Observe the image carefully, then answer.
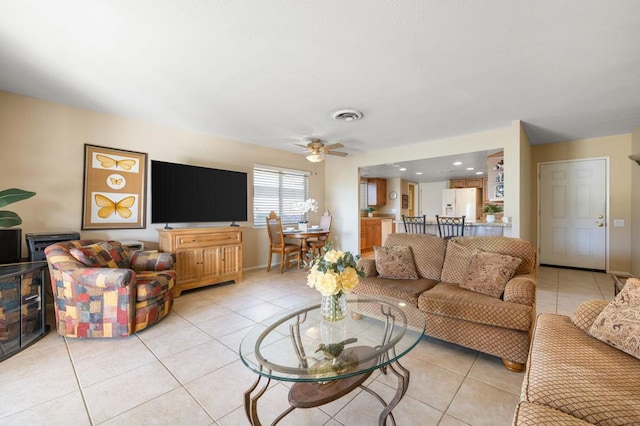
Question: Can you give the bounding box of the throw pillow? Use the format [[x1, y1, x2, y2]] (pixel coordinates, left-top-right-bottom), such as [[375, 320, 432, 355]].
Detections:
[[374, 245, 419, 280], [70, 241, 131, 269], [459, 251, 522, 298], [589, 278, 640, 360], [440, 241, 478, 283]]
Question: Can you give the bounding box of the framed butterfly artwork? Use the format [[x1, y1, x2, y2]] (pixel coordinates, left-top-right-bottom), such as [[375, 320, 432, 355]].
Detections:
[[82, 144, 148, 229]]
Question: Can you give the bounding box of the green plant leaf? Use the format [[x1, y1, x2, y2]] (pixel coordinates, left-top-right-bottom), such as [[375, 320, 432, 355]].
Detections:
[[0, 188, 36, 208], [0, 211, 22, 227]]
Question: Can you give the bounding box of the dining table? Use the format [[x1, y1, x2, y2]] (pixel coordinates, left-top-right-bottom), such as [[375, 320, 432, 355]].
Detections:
[[282, 227, 330, 259]]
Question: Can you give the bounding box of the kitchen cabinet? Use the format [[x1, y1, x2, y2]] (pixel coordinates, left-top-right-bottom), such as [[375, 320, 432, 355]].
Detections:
[[450, 178, 483, 189], [157, 227, 242, 297], [449, 179, 467, 189], [464, 178, 483, 188], [360, 218, 382, 252], [367, 178, 387, 206]]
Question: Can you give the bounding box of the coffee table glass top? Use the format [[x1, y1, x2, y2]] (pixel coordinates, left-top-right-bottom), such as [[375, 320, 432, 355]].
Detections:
[[239, 294, 425, 382]]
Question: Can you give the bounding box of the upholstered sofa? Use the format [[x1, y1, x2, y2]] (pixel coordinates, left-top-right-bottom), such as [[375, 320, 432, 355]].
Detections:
[[355, 233, 537, 370], [513, 298, 640, 424], [45, 240, 176, 338]]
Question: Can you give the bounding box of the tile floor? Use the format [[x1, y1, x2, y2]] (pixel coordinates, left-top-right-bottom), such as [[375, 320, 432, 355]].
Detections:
[[0, 266, 614, 425]]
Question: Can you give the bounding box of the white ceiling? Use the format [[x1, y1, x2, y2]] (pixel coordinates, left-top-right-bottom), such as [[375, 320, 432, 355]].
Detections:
[[1, 1, 639, 157], [360, 149, 501, 183]]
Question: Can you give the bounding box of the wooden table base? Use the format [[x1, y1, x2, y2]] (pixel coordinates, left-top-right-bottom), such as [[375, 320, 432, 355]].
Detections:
[[244, 358, 410, 426]]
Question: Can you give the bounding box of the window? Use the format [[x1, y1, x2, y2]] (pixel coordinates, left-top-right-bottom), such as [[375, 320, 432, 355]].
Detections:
[[253, 165, 310, 226]]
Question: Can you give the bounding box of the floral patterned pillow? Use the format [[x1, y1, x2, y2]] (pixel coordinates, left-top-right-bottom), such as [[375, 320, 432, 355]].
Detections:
[[459, 251, 522, 298], [70, 241, 131, 269], [374, 245, 419, 280], [589, 278, 640, 360]]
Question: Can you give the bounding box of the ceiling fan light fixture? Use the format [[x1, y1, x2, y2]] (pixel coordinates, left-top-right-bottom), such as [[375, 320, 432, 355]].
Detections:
[[306, 153, 325, 163], [332, 109, 364, 122]]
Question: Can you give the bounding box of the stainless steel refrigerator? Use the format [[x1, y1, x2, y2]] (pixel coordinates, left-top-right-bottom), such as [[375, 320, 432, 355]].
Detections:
[[442, 188, 481, 222]]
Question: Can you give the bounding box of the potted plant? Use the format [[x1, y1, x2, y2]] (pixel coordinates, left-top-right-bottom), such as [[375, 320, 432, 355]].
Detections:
[[481, 203, 503, 223], [366, 207, 375, 217], [0, 188, 36, 227]]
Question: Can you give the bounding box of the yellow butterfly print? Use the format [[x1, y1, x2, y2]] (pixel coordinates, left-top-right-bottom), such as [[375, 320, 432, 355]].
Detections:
[[96, 154, 137, 171], [110, 177, 123, 186], [94, 194, 135, 219]]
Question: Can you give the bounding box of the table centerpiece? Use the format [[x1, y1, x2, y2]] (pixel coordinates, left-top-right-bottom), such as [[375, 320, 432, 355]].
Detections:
[[306, 242, 364, 321]]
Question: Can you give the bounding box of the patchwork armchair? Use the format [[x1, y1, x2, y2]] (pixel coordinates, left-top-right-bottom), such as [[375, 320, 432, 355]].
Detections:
[[45, 240, 176, 338]]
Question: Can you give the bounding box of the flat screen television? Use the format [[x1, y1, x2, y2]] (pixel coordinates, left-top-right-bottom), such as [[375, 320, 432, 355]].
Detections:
[[151, 160, 248, 226]]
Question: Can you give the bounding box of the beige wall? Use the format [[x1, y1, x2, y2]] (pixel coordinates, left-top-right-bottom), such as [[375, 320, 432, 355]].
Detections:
[[631, 126, 640, 276], [531, 134, 632, 274], [0, 91, 325, 267], [326, 124, 525, 253]]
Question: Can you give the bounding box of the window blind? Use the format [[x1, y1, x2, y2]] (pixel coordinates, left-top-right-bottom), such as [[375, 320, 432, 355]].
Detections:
[[253, 166, 309, 225]]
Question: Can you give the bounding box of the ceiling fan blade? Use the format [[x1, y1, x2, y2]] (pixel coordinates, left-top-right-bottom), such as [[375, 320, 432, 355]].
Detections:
[[324, 143, 344, 150], [295, 143, 311, 149], [327, 151, 348, 157]]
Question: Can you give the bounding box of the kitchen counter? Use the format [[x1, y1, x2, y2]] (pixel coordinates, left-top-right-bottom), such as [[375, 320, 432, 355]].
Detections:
[[393, 219, 512, 237]]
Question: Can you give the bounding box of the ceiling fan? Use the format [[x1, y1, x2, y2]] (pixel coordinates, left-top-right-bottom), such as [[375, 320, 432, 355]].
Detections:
[[297, 138, 348, 162]]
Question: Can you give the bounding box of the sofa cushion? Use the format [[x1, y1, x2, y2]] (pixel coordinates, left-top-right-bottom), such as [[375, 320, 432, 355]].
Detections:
[[513, 402, 593, 425], [374, 245, 418, 280], [440, 241, 478, 283], [418, 283, 532, 331], [70, 241, 131, 269], [572, 300, 609, 332], [384, 233, 447, 280], [448, 236, 536, 275], [355, 276, 438, 307], [460, 251, 522, 298], [521, 313, 640, 424], [589, 278, 640, 359]]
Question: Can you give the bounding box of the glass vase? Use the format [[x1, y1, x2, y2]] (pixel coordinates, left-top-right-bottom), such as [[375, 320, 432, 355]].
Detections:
[[320, 291, 348, 322]]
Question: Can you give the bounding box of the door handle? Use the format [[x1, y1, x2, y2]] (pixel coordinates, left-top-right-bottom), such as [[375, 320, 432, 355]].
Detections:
[[595, 222, 604, 227]]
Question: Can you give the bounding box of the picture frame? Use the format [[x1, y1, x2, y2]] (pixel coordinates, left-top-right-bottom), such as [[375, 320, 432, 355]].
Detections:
[[401, 194, 409, 209], [82, 144, 148, 230]]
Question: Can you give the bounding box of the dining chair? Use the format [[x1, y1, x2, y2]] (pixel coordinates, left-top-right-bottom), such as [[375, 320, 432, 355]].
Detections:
[[436, 215, 466, 239], [266, 211, 302, 273], [402, 215, 427, 234], [307, 211, 332, 258]]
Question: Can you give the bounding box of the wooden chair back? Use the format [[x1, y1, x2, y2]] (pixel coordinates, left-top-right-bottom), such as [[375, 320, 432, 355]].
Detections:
[[266, 211, 285, 248], [402, 215, 427, 234], [436, 215, 466, 238]]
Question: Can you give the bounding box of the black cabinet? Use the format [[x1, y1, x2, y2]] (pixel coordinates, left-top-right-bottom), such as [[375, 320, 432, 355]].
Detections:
[[0, 261, 49, 362]]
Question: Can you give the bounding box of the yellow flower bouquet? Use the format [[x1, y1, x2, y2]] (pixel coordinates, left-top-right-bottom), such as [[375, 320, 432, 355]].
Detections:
[[306, 243, 364, 321]]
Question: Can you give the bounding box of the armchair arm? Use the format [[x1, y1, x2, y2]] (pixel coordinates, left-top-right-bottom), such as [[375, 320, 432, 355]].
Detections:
[[572, 300, 610, 332], [357, 258, 378, 277], [503, 276, 536, 306], [71, 268, 134, 289], [130, 251, 175, 272]]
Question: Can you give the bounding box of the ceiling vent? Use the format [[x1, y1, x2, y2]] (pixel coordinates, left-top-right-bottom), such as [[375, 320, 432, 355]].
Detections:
[[332, 109, 364, 122]]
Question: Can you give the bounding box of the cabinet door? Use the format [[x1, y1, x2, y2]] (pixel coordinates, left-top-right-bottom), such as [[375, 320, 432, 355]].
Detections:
[[367, 179, 387, 205], [176, 249, 200, 285], [220, 244, 241, 276], [450, 179, 466, 188], [372, 222, 382, 247], [201, 247, 221, 282], [465, 178, 483, 188]]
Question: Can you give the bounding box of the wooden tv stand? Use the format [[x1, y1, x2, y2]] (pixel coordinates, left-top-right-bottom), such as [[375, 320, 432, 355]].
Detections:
[[157, 227, 242, 297]]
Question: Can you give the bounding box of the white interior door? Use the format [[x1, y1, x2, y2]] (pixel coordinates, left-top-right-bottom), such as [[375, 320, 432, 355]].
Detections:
[[539, 159, 606, 270]]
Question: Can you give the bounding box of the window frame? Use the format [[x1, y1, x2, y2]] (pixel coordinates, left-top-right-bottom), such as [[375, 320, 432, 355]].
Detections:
[[253, 164, 310, 227]]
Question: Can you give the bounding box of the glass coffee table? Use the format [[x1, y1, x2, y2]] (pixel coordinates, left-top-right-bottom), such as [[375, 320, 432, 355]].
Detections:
[[239, 294, 425, 425]]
